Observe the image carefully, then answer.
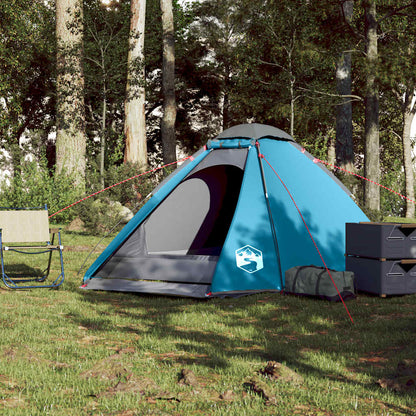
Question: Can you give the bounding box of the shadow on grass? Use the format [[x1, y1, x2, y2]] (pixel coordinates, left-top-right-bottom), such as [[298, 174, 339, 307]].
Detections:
[[3, 264, 43, 278], [71, 199, 416, 399], [74, 287, 416, 400]]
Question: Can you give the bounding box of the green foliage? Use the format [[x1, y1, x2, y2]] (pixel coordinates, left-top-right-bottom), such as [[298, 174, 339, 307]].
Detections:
[[300, 131, 331, 162], [0, 156, 82, 223], [75, 197, 125, 235], [83, 0, 130, 168], [0, 0, 55, 151], [230, 0, 336, 140], [380, 160, 406, 218], [77, 162, 159, 234]]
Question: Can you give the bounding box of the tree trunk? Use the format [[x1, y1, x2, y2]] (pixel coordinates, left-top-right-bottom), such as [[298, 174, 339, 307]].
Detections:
[[403, 88, 416, 218], [364, 0, 380, 211], [56, 0, 86, 189], [160, 0, 177, 164], [124, 0, 147, 168], [290, 76, 295, 138], [328, 136, 336, 169], [101, 84, 107, 189], [336, 0, 354, 172], [222, 89, 230, 130]]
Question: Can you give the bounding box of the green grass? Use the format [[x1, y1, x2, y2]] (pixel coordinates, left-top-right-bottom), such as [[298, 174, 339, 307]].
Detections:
[[0, 228, 415, 415], [385, 217, 416, 223]]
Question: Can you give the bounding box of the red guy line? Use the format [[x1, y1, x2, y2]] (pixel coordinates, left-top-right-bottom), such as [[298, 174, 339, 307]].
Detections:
[[314, 158, 416, 205], [49, 156, 192, 218], [261, 154, 355, 324]]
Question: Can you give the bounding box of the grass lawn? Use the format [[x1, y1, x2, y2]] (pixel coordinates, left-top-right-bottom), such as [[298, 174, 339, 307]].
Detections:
[[0, 226, 415, 415]]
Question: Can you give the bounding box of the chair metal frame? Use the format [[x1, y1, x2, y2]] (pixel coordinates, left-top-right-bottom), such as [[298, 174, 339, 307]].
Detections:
[[0, 205, 64, 289]]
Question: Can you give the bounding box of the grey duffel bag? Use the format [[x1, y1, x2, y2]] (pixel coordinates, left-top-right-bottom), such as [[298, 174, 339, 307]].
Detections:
[[284, 266, 356, 302]]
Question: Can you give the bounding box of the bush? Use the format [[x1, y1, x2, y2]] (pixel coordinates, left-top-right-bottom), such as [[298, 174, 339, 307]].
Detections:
[[380, 160, 406, 218], [86, 162, 158, 208], [77, 162, 161, 234], [0, 157, 82, 223]]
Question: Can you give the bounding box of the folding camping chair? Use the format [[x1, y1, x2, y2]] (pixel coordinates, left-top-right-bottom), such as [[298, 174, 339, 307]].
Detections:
[[0, 205, 64, 289]]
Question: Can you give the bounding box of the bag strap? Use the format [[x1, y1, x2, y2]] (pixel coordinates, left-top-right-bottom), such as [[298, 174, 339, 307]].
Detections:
[[292, 266, 308, 292], [315, 269, 327, 295]]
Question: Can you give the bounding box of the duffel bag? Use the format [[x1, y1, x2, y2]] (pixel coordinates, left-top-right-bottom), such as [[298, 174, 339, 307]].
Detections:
[[284, 265, 356, 302]]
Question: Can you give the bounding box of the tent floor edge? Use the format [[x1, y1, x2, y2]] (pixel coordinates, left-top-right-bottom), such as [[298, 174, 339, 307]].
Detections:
[[81, 278, 210, 298], [209, 289, 282, 298]]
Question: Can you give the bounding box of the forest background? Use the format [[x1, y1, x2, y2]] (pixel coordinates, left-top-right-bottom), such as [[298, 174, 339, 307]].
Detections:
[[1, 0, 416, 230]]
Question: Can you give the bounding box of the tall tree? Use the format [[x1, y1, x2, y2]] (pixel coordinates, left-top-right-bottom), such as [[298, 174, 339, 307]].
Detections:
[[160, 0, 177, 164], [336, 0, 355, 172], [378, 1, 416, 217], [124, 0, 147, 168], [0, 0, 55, 173], [84, 0, 130, 187], [402, 87, 416, 217], [190, 0, 243, 131], [56, 0, 86, 188], [363, 0, 380, 211], [236, 0, 334, 139]]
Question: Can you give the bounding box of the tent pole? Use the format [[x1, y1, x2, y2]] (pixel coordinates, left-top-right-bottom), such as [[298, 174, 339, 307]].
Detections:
[[255, 142, 284, 289]]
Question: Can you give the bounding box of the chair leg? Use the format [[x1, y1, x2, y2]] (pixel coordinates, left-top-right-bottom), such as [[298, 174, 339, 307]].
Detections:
[[1, 246, 65, 289], [52, 231, 65, 288]]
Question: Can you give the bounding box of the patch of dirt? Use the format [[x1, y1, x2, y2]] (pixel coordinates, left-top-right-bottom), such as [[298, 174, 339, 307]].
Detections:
[[178, 369, 198, 387], [0, 396, 25, 408], [97, 375, 158, 398], [78, 335, 102, 345], [293, 404, 333, 416], [0, 374, 25, 409], [243, 376, 277, 405], [243, 361, 305, 406], [357, 346, 406, 370], [259, 361, 304, 386], [3, 345, 70, 370], [219, 390, 236, 401], [80, 348, 135, 382], [377, 360, 416, 392]]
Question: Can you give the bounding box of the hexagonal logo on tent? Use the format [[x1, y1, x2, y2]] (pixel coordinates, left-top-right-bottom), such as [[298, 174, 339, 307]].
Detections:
[[235, 245, 263, 274]]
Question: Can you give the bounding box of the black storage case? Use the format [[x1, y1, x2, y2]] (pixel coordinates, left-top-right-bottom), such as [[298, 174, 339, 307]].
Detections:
[[346, 222, 416, 259], [345, 222, 416, 296], [346, 256, 416, 296]]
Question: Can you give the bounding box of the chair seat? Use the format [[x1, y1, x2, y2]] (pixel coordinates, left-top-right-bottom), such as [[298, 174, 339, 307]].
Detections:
[[0, 206, 65, 289]]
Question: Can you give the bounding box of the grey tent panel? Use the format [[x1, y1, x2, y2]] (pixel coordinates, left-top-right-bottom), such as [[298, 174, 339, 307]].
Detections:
[[152, 147, 207, 195], [144, 178, 211, 254], [215, 123, 294, 141], [96, 254, 217, 283], [83, 278, 210, 298], [187, 148, 248, 174], [110, 149, 247, 260]]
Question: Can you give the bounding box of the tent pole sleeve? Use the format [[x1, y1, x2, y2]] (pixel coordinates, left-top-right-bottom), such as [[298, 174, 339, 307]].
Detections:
[[255, 142, 284, 289]]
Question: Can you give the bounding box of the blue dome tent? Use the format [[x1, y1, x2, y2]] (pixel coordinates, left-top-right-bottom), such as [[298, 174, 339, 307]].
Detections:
[[82, 124, 368, 297]]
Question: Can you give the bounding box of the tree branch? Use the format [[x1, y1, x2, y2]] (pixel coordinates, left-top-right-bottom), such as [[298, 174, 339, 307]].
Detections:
[[298, 86, 363, 102], [378, 1, 416, 24]]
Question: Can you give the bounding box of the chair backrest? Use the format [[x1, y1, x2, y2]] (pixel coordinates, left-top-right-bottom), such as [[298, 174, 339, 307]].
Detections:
[[0, 210, 50, 243]]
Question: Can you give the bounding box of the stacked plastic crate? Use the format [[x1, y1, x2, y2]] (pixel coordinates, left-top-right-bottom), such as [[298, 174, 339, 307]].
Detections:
[[345, 222, 416, 296]]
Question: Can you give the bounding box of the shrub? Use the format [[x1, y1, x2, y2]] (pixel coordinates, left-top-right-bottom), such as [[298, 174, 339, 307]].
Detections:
[[77, 162, 161, 234], [0, 157, 82, 223]]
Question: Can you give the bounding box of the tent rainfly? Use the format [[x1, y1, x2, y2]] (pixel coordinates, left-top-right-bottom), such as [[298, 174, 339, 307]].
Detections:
[[82, 123, 368, 297]]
